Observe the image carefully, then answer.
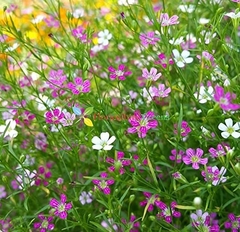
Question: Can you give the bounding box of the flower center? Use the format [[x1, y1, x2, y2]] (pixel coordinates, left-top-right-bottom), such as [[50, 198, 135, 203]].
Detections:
[[100, 180, 107, 189], [191, 156, 199, 163], [227, 127, 234, 134], [41, 219, 49, 229], [58, 203, 65, 212], [219, 97, 228, 105], [115, 70, 124, 76], [232, 220, 239, 229]]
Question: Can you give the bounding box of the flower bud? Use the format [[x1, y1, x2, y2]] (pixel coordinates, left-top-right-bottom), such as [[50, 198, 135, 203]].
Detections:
[[129, 194, 135, 203], [193, 197, 202, 209], [149, 216, 156, 221]]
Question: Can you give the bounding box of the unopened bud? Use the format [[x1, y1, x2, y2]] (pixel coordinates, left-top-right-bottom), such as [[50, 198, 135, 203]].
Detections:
[[129, 194, 135, 203], [193, 197, 202, 208]]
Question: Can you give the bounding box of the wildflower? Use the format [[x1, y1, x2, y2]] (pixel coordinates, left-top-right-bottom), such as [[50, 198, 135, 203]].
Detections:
[[224, 213, 240, 231], [194, 86, 214, 104], [141, 67, 161, 81], [45, 108, 65, 124], [56, 178, 64, 185], [49, 194, 72, 219], [44, 15, 60, 28], [19, 76, 32, 88], [60, 112, 76, 126], [36, 94, 55, 111], [214, 85, 240, 111], [71, 26, 87, 43], [92, 172, 114, 195], [156, 201, 181, 223], [151, 84, 171, 98], [33, 214, 54, 232], [200, 30, 217, 44], [97, 29, 112, 46], [101, 218, 118, 231], [0, 185, 7, 199], [209, 143, 230, 158], [127, 110, 158, 138], [155, 53, 174, 68], [16, 168, 36, 189], [218, 118, 240, 139], [0, 119, 18, 139], [181, 33, 197, 49], [0, 218, 12, 231], [106, 151, 132, 174], [225, 12, 240, 19], [196, 51, 216, 69], [79, 191, 93, 205], [160, 13, 179, 26], [201, 166, 227, 186], [191, 210, 209, 227], [139, 31, 160, 47], [169, 36, 184, 45], [118, 0, 138, 5], [67, 77, 90, 95], [91, 132, 116, 150], [34, 132, 48, 151], [183, 148, 208, 169], [172, 49, 193, 68], [169, 149, 185, 163], [72, 8, 84, 18], [178, 4, 195, 13], [35, 164, 52, 186], [174, 121, 191, 137], [108, 64, 132, 81], [139, 192, 160, 212]]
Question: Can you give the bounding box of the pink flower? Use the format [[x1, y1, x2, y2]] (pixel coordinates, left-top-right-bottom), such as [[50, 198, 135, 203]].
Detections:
[[34, 214, 54, 231], [45, 108, 65, 124], [196, 51, 216, 69], [92, 172, 114, 195], [214, 85, 240, 111], [127, 110, 158, 138], [208, 143, 230, 158], [156, 201, 181, 223], [155, 53, 174, 69], [201, 166, 227, 186], [35, 164, 52, 186], [108, 64, 132, 81], [71, 26, 87, 43], [139, 31, 160, 47], [160, 13, 179, 26], [106, 151, 132, 175], [174, 121, 191, 137], [122, 214, 140, 232], [60, 112, 76, 126], [49, 194, 72, 219], [139, 192, 160, 212], [67, 77, 90, 95], [142, 67, 162, 81], [35, 132, 48, 151], [225, 213, 240, 231], [183, 148, 208, 169], [169, 149, 185, 163], [44, 15, 60, 28], [151, 84, 171, 98]]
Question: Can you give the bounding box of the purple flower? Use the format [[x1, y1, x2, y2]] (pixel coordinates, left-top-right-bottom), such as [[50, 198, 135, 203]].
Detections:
[[201, 166, 227, 186], [49, 194, 72, 219], [45, 108, 65, 124], [139, 192, 160, 212], [34, 214, 54, 232], [101, 218, 118, 231], [127, 110, 158, 138], [92, 172, 114, 195], [196, 51, 216, 69], [79, 191, 93, 205], [0, 218, 12, 231], [155, 53, 174, 69], [141, 67, 162, 81], [169, 149, 185, 163], [139, 31, 160, 47], [44, 15, 60, 28], [122, 214, 140, 232], [156, 201, 181, 223], [190, 210, 209, 227], [183, 148, 208, 169], [0, 185, 7, 199], [225, 213, 240, 231], [34, 132, 48, 151], [71, 26, 87, 43], [174, 121, 191, 137], [209, 143, 230, 158], [151, 84, 171, 98], [60, 112, 76, 126], [108, 64, 132, 81], [214, 85, 240, 111], [67, 77, 90, 95], [160, 13, 179, 26]]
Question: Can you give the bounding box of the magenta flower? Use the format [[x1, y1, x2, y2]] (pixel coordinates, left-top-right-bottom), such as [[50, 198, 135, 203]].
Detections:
[[0, 218, 12, 231], [35, 132, 48, 151], [34, 214, 54, 232], [183, 148, 208, 169], [156, 201, 181, 223], [139, 192, 160, 212], [92, 172, 114, 195], [67, 77, 90, 95], [49, 194, 72, 219], [208, 143, 230, 158], [45, 108, 65, 124], [196, 51, 216, 69], [127, 110, 158, 138], [35, 164, 52, 186], [122, 214, 140, 232], [201, 166, 227, 186], [155, 53, 174, 69], [160, 13, 179, 26], [214, 85, 240, 111], [174, 121, 191, 137], [142, 67, 162, 81], [139, 31, 160, 47], [0, 185, 7, 199], [151, 84, 171, 98], [106, 151, 131, 175], [44, 15, 60, 28], [169, 149, 185, 163], [60, 112, 76, 126], [108, 64, 132, 81], [71, 26, 87, 43], [225, 213, 240, 231]]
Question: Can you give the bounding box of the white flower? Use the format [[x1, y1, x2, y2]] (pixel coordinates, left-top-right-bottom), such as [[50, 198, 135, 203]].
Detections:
[[200, 30, 217, 44], [79, 191, 93, 205], [178, 4, 195, 13], [31, 15, 45, 24], [225, 12, 240, 19], [169, 36, 184, 45], [218, 118, 240, 138], [36, 94, 55, 111], [5, 43, 19, 52], [118, 0, 138, 6], [199, 18, 210, 25], [0, 119, 18, 139], [172, 49, 193, 68], [92, 132, 116, 150], [194, 86, 214, 103], [97, 29, 112, 46], [16, 169, 36, 189], [72, 8, 84, 18]]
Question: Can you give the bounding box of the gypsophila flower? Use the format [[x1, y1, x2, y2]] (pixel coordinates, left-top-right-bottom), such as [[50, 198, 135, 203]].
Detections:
[[191, 210, 209, 227], [139, 31, 160, 47], [174, 121, 191, 137], [91, 132, 116, 150], [97, 29, 112, 46], [101, 218, 118, 231], [34, 214, 54, 232], [67, 77, 90, 95], [141, 67, 161, 81], [169, 149, 184, 163], [92, 172, 114, 195], [108, 64, 132, 81], [201, 166, 227, 186], [79, 191, 93, 205], [0, 185, 7, 199], [16, 168, 36, 189], [45, 108, 64, 124], [172, 49, 193, 68], [194, 85, 214, 103], [209, 143, 230, 158], [218, 118, 240, 139], [0, 119, 18, 139], [224, 213, 240, 231], [160, 13, 179, 26], [225, 11, 240, 19], [60, 112, 76, 126], [183, 148, 208, 169], [49, 194, 72, 219]]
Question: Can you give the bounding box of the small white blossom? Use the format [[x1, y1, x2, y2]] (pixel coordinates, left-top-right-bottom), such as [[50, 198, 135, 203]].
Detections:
[[225, 12, 240, 19], [92, 132, 116, 150], [0, 119, 18, 139], [218, 118, 240, 139], [194, 86, 214, 104], [97, 29, 112, 46], [172, 49, 193, 68]]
